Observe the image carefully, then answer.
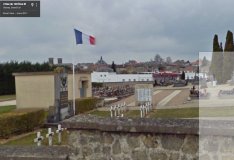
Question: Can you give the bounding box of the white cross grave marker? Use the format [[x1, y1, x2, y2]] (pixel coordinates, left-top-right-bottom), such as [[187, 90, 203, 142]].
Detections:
[[110, 106, 113, 117], [123, 101, 126, 112], [56, 124, 64, 144], [114, 105, 117, 117], [143, 105, 145, 117], [140, 105, 143, 118], [34, 131, 44, 146], [145, 103, 149, 114], [118, 104, 121, 116], [46, 128, 54, 146], [121, 103, 124, 114]]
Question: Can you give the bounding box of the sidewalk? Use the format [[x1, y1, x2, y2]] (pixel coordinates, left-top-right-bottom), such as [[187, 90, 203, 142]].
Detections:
[[0, 100, 16, 107]]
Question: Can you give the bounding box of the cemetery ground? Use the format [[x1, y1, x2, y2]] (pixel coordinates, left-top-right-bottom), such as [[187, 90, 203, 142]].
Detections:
[[0, 105, 69, 146], [0, 105, 16, 114], [1, 84, 234, 146], [2, 128, 69, 146], [88, 106, 234, 118]]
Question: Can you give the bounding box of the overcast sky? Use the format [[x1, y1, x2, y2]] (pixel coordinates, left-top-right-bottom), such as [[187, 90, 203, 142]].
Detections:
[[0, 0, 234, 64]]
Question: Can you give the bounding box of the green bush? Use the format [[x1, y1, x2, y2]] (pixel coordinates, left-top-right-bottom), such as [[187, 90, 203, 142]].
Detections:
[[75, 97, 103, 114], [0, 109, 45, 138]]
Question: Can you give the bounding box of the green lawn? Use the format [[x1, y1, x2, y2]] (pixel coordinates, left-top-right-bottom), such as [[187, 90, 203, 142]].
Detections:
[[149, 108, 199, 118], [200, 106, 234, 117], [87, 110, 110, 117], [0, 105, 16, 114], [0, 95, 15, 101], [89, 108, 199, 118], [90, 106, 234, 118], [4, 128, 69, 146]]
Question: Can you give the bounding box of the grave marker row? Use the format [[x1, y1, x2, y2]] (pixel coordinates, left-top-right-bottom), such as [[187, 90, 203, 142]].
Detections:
[[34, 124, 65, 146], [140, 101, 152, 118], [110, 102, 126, 117]]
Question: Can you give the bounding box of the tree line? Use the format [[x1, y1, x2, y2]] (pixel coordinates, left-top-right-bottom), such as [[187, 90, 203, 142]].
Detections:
[[0, 61, 55, 95], [210, 30, 234, 84]]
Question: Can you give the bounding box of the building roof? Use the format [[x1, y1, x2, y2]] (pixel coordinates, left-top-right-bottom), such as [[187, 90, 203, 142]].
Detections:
[[13, 71, 91, 76], [96, 56, 107, 65]]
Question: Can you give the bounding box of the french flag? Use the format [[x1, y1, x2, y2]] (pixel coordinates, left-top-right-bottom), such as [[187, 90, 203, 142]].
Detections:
[[74, 29, 95, 45]]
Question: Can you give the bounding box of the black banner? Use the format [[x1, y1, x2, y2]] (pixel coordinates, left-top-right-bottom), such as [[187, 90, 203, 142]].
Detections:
[[0, 1, 40, 17]]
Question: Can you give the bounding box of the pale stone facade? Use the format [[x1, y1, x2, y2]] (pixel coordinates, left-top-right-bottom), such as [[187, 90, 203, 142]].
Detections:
[[13, 72, 92, 109]]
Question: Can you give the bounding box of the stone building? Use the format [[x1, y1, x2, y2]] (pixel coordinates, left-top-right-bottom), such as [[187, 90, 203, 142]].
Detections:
[[13, 72, 92, 109]]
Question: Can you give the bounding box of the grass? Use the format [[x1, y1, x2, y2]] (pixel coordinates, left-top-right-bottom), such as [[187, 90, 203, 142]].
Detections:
[[125, 110, 141, 118], [149, 108, 199, 118], [0, 95, 15, 101], [90, 106, 234, 118], [4, 128, 69, 146], [89, 108, 199, 118], [200, 106, 234, 117], [0, 105, 16, 114], [86, 110, 110, 117]]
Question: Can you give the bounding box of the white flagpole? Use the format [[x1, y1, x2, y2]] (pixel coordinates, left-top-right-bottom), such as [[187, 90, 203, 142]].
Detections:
[[72, 61, 76, 115], [73, 28, 76, 115]]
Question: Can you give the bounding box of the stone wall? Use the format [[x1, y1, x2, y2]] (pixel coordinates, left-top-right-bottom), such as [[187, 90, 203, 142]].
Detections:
[[68, 130, 198, 160], [199, 120, 234, 160], [199, 135, 234, 160], [62, 115, 199, 160]]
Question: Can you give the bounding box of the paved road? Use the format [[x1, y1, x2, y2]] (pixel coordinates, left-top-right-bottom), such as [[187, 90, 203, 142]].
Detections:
[[0, 100, 16, 107], [157, 90, 182, 108]]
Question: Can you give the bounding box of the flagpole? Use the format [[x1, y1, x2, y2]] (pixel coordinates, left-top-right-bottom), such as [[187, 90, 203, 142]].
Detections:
[[72, 28, 76, 116], [73, 28, 95, 116], [72, 61, 76, 115]]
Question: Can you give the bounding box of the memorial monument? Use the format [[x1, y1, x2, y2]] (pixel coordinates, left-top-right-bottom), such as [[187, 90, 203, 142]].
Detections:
[[48, 68, 73, 122]]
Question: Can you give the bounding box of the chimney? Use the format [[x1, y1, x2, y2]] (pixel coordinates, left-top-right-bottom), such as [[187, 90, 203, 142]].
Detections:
[[48, 58, 54, 65], [58, 58, 62, 64]]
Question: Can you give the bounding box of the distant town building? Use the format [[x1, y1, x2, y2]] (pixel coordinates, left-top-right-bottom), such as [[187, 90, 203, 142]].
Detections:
[[95, 56, 113, 72], [91, 72, 153, 83]]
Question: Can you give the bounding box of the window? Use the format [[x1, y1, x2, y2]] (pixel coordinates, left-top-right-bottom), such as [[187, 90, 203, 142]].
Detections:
[[133, 79, 136, 81], [122, 79, 125, 82]]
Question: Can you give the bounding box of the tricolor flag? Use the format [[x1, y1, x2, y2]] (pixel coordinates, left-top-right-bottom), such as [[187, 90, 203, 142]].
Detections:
[[74, 29, 95, 45]]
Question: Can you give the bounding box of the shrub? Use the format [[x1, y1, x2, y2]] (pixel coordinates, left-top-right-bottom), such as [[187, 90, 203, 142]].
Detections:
[[0, 109, 45, 138], [75, 97, 103, 114]]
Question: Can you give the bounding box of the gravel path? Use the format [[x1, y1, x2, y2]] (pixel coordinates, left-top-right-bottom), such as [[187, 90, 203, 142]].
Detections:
[[152, 90, 174, 109], [166, 89, 189, 107], [0, 100, 16, 107]]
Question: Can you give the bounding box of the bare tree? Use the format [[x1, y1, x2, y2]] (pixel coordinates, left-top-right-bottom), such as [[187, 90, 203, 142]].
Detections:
[[154, 54, 163, 64], [166, 57, 172, 64]]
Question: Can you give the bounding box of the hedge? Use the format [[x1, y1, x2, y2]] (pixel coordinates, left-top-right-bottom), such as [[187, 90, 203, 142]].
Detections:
[[0, 109, 45, 138], [75, 97, 103, 114]]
